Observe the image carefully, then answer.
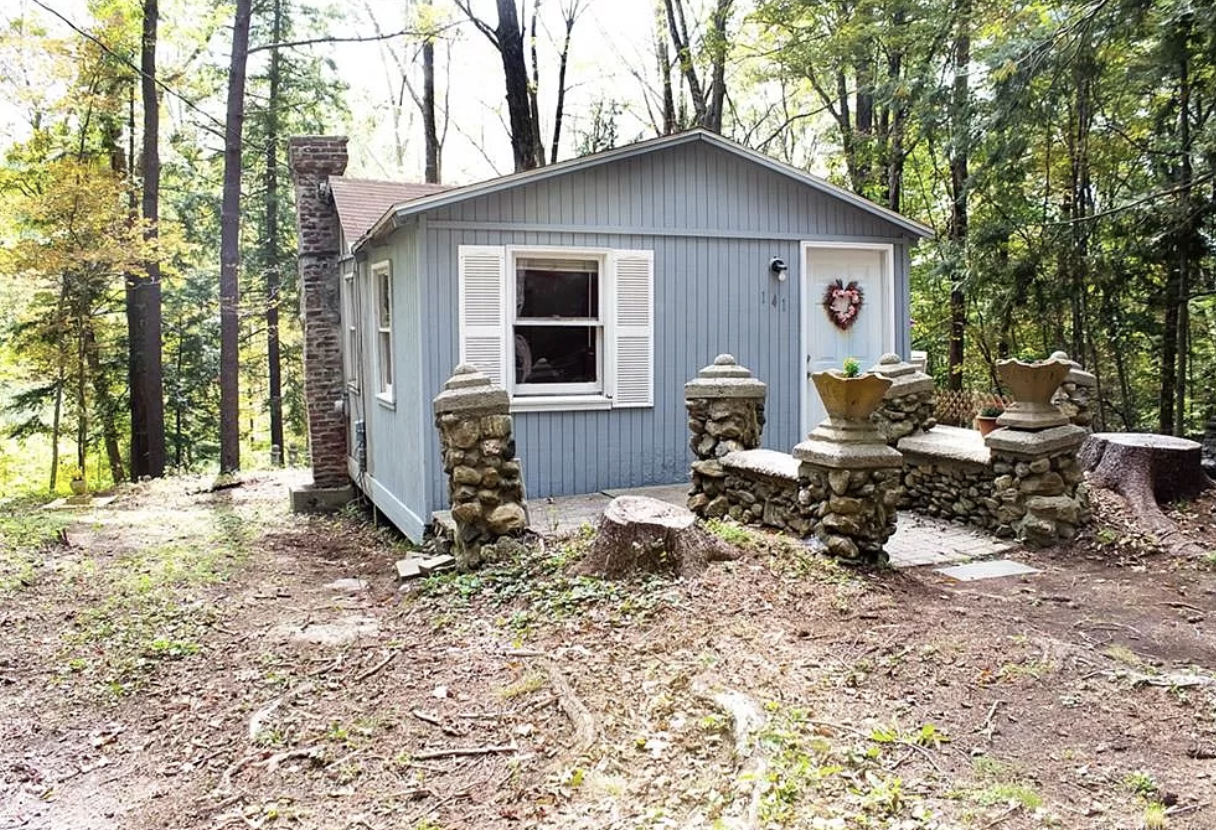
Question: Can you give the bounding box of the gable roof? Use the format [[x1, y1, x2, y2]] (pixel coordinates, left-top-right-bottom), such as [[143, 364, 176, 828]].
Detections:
[[354, 129, 933, 250], [330, 177, 448, 248]]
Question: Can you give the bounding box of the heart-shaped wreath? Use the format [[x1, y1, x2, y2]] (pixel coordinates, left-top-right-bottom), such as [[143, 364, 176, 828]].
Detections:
[[823, 278, 864, 330]]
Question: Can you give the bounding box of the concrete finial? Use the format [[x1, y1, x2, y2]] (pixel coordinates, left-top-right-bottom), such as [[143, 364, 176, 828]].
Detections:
[[867, 352, 932, 394], [879, 353, 901, 365], [685, 354, 766, 398], [1048, 351, 1096, 388], [434, 364, 508, 414]]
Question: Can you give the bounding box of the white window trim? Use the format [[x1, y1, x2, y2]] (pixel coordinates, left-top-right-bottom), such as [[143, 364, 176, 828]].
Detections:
[[343, 271, 360, 393], [372, 259, 394, 406], [507, 246, 608, 405]]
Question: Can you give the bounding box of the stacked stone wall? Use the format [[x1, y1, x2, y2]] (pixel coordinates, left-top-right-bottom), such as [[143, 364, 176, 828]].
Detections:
[[900, 457, 999, 530]]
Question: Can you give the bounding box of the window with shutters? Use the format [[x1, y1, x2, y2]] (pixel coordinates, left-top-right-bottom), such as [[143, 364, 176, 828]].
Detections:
[[372, 260, 393, 403], [459, 245, 653, 412]]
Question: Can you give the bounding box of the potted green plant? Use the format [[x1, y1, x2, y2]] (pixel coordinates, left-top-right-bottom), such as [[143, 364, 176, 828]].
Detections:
[[974, 404, 1004, 436]]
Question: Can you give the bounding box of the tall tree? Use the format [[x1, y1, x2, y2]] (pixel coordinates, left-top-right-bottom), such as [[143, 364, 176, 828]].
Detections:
[[263, 0, 285, 463], [946, 0, 971, 392], [128, 0, 166, 479], [219, 0, 253, 473], [455, 0, 583, 170]]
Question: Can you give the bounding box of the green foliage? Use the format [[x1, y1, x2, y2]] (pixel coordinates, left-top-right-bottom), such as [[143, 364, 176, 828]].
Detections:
[[419, 535, 674, 624], [0, 507, 72, 593], [842, 356, 862, 378]]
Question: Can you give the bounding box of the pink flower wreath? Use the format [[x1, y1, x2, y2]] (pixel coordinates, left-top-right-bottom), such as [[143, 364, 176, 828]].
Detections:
[[823, 278, 865, 330]]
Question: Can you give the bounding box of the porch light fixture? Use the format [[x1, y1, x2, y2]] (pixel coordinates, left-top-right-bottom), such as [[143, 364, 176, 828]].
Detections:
[[769, 256, 789, 281]]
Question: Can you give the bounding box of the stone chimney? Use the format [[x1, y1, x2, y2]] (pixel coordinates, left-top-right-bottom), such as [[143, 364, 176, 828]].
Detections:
[[288, 136, 350, 505]]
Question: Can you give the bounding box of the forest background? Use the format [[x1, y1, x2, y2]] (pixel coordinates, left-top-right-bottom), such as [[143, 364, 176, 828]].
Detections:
[[1, 0, 1212, 495]]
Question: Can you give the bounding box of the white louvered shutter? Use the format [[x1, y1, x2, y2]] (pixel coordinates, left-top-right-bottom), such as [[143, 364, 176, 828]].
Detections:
[[609, 249, 654, 407], [458, 246, 507, 387]]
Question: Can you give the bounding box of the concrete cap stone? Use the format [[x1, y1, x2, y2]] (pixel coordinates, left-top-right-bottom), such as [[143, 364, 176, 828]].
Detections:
[[984, 423, 1087, 458], [1049, 351, 1097, 388], [721, 448, 800, 481], [793, 437, 903, 469], [685, 354, 767, 399], [869, 352, 934, 397], [897, 425, 991, 466], [433, 364, 509, 414]]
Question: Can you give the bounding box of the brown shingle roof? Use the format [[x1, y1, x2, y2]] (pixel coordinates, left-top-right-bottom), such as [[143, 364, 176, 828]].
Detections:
[[329, 177, 449, 248]]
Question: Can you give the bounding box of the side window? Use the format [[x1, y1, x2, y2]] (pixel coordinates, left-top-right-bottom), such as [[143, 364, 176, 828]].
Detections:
[[372, 260, 393, 402], [343, 272, 359, 390]]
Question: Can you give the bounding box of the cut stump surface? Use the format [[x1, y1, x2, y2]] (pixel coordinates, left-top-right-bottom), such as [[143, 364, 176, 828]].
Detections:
[[577, 495, 739, 579], [1079, 432, 1212, 554]]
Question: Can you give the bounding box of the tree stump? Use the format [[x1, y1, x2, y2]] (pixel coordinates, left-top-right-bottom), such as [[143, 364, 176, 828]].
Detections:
[[1079, 432, 1212, 553], [577, 496, 739, 579]]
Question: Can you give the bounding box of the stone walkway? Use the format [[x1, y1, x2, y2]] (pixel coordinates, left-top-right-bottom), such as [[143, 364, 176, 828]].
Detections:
[[517, 483, 1018, 568]]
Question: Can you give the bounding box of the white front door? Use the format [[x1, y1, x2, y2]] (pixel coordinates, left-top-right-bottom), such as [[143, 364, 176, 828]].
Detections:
[[801, 244, 894, 437]]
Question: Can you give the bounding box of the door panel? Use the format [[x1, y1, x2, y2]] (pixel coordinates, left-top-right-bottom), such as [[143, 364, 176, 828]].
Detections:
[[802, 246, 891, 437]]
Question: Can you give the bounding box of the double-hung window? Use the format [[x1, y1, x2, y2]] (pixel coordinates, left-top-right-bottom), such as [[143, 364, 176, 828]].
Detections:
[[513, 255, 603, 396], [458, 244, 653, 412], [342, 269, 360, 391], [372, 260, 393, 403]]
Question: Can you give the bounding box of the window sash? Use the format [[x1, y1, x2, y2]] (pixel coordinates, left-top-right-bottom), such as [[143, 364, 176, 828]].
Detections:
[[509, 250, 605, 398]]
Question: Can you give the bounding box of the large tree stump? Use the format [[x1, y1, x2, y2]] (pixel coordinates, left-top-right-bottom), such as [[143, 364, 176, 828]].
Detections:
[[577, 496, 739, 579], [1079, 432, 1213, 553]]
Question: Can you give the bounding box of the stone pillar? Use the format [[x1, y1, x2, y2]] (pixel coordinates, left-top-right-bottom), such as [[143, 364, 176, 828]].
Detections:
[[985, 359, 1089, 546], [433, 364, 528, 570], [868, 352, 937, 444], [793, 375, 903, 565], [985, 427, 1088, 545], [684, 354, 767, 516], [288, 136, 350, 502], [1048, 351, 1097, 431]]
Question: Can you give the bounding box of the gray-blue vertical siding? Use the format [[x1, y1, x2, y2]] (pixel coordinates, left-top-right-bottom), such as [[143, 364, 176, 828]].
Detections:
[[356, 226, 430, 537], [400, 140, 917, 514]]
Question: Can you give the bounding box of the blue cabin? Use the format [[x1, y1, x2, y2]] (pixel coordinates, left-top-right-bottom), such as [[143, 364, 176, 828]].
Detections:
[[321, 129, 932, 540]]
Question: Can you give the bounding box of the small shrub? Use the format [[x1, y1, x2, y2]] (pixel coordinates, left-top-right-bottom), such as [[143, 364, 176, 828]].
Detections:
[[842, 356, 862, 378]]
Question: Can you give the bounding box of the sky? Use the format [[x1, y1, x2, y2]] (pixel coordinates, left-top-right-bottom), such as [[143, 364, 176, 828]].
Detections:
[[0, 0, 671, 186]]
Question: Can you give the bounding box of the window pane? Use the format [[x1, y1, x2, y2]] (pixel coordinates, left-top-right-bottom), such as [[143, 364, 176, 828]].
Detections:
[[515, 326, 597, 384], [378, 273, 391, 329], [516, 259, 598, 319]]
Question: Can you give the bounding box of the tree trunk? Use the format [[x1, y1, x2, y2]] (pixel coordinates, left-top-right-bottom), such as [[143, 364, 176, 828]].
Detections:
[[129, 0, 166, 479], [549, 10, 576, 163], [422, 35, 440, 182], [219, 0, 253, 474], [265, 0, 285, 465], [83, 321, 126, 484], [493, 0, 541, 171], [576, 496, 738, 579], [946, 0, 971, 393], [1080, 432, 1211, 554], [658, 29, 676, 134]]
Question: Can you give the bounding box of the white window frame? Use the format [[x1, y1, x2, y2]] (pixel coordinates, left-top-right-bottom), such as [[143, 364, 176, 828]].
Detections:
[[372, 259, 394, 406], [343, 270, 360, 392], [508, 247, 607, 402]]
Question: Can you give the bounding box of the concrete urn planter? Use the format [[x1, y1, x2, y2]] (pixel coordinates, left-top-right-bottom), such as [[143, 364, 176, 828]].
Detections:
[[995, 359, 1070, 430], [811, 370, 893, 422], [69, 477, 88, 496]]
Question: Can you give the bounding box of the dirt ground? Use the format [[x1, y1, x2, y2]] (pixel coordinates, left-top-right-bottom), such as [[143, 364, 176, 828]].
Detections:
[[1, 471, 1214, 830]]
